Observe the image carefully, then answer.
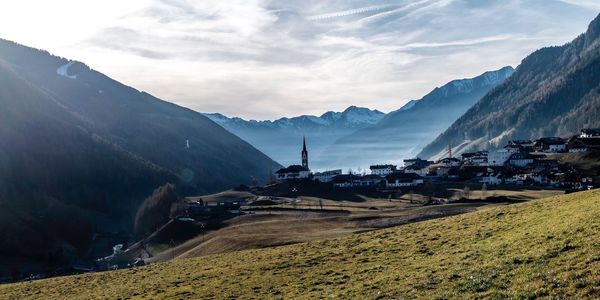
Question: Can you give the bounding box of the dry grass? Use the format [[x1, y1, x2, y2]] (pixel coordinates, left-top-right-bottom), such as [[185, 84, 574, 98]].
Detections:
[[2, 189, 599, 299], [151, 199, 487, 262]]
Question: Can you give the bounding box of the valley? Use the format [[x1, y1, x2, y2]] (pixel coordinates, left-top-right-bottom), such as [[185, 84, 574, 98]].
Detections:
[[2, 5, 600, 298], [95, 183, 564, 272]]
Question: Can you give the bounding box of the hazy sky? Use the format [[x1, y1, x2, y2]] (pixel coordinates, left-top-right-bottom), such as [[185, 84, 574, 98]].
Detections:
[[0, 0, 598, 119]]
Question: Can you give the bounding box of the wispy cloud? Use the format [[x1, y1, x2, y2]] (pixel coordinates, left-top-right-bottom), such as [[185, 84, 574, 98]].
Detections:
[[0, 0, 596, 119]]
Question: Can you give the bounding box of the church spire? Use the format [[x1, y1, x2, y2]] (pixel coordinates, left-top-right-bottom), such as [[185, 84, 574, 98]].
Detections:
[[301, 136, 309, 169]]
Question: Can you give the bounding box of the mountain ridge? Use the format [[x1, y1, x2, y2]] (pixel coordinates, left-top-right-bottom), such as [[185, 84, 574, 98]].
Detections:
[[326, 66, 514, 168], [205, 105, 385, 130], [0, 38, 280, 273], [419, 13, 600, 159]]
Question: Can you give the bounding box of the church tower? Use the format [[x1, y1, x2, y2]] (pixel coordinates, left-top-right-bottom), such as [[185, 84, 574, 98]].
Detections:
[[301, 136, 309, 169]]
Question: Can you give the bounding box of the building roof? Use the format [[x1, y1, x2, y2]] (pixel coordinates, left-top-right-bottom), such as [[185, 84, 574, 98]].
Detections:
[[361, 175, 383, 180], [535, 137, 566, 146], [509, 152, 534, 160], [569, 137, 600, 148], [276, 165, 309, 174], [403, 158, 424, 162], [313, 169, 342, 176], [581, 128, 600, 136], [370, 164, 396, 170], [386, 172, 423, 181], [331, 174, 355, 183], [439, 157, 461, 163]]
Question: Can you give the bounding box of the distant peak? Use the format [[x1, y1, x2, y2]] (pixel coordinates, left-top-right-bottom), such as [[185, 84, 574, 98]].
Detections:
[[342, 105, 384, 114], [585, 12, 600, 48]]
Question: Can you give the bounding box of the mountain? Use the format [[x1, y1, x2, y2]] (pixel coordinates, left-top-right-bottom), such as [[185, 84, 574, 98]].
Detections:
[[204, 106, 385, 169], [328, 66, 514, 168], [419, 13, 600, 159], [0, 39, 280, 273]]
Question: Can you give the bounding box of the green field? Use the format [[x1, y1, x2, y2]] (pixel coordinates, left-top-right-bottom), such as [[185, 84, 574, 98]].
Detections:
[[2, 190, 599, 299]]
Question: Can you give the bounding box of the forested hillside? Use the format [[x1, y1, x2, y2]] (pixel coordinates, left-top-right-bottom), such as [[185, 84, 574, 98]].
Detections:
[[0, 39, 279, 275], [420, 13, 600, 159]]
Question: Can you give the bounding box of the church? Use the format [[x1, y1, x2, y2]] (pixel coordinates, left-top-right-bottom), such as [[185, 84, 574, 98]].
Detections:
[[275, 137, 310, 181]]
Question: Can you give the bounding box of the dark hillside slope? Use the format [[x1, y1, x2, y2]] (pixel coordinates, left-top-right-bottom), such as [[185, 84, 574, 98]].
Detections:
[[0, 40, 279, 273], [0, 39, 280, 191], [420, 13, 600, 159], [0, 61, 172, 269]]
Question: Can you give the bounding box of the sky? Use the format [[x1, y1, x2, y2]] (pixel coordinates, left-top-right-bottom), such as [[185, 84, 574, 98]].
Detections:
[[0, 0, 598, 119]]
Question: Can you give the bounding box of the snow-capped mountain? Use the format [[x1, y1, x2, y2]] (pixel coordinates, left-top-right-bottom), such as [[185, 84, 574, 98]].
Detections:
[[205, 106, 384, 130], [329, 66, 515, 168], [204, 106, 385, 170], [205, 67, 513, 170]]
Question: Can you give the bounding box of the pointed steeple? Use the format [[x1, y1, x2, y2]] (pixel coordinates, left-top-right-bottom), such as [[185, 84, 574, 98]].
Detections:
[[301, 136, 309, 169], [303, 136, 307, 152]]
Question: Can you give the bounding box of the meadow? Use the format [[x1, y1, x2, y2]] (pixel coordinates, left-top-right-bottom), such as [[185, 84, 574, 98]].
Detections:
[[1, 189, 598, 299]]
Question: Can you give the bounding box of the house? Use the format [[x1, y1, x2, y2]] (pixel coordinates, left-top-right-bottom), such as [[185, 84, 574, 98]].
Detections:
[[275, 165, 310, 181], [403, 158, 433, 169], [404, 164, 430, 177], [331, 175, 355, 188], [507, 152, 535, 168], [385, 173, 424, 188], [506, 140, 535, 152], [437, 157, 461, 168], [568, 137, 600, 152], [488, 149, 515, 166], [505, 174, 527, 185], [462, 151, 488, 166], [332, 174, 383, 188], [432, 165, 452, 177], [369, 164, 397, 177], [534, 137, 567, 153], [313, 169, 342, 182], [529, 171, 551, 185], [357, 175, 384, 187], [403, 158, 425, 166], [580, 128, 600, 138]]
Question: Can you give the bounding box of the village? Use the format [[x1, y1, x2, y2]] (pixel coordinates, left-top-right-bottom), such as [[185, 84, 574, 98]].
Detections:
[[82, 129, 599, 275], [275, 129, 600, 191]]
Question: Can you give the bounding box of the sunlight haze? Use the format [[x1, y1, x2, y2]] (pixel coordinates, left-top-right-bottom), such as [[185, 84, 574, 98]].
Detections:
[[0, 0, 597, 119]]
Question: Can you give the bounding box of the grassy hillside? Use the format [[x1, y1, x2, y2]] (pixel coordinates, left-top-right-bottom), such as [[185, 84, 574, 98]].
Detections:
[[2, 190, 599, 299]]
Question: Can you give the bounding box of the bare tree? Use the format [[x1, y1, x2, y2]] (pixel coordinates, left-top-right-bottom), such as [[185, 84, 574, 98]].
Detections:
[[462, 186, 471, 200]]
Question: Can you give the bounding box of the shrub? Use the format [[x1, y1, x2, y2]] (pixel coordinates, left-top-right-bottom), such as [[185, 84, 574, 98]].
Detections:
[[134, 183, 179, 238]]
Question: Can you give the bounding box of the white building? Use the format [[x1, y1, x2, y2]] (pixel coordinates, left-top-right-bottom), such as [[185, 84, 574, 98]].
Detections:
[[580, 129, 600, 138], [488, 149, 516, 166], [508, 152, 534, 168], [437, 157, 461, 168], [313, 169, 342, 183], [275, 165, 310, 181], [370, 164, 397, 177], [404, 164, 430, 177], [385, 173, 424, 188], [548, 144, 567, 153]]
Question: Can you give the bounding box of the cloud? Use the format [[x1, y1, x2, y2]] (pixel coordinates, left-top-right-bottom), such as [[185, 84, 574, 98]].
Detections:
[[2, 0, 595, 119], [554, 0, 600, 10]]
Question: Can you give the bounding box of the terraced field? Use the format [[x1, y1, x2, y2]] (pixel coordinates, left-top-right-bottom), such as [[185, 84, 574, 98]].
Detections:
[[2, 190, 599, 299]]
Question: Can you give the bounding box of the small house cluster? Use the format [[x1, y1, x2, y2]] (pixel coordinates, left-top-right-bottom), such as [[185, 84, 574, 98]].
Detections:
[[275, 129, 599, 191]]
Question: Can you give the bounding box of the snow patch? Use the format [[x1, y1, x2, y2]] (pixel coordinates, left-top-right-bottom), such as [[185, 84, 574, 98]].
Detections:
[[489, 128, 515, 146], [56, 61, 77, 79]]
